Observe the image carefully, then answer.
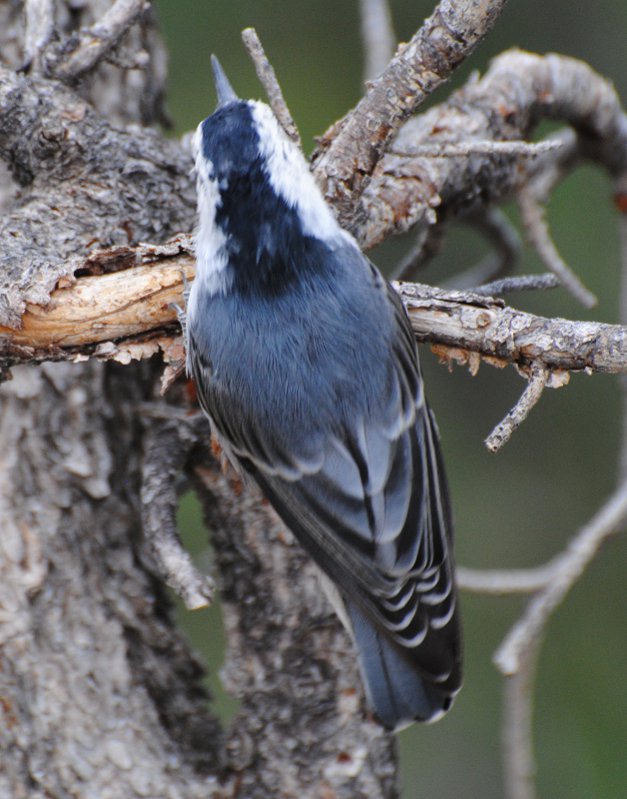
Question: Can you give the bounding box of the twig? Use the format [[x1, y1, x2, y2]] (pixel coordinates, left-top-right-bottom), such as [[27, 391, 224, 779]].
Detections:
[[390, 140, 564, 158], [517, 183, 597, 308], [22, 0, 55, 72], [502, 647, 539, 799], [523, 129, 581, 204], [140, 412, 215, 610], [51, 0, 147, 81], [493, 480, 627, 799], [485, 363, 549, 452], [359, 0, 396, 82], [495, 478, 627, 676], [473, 273, 560, 296], [456, 563, 557, 595], [241, 27, 301, 147]]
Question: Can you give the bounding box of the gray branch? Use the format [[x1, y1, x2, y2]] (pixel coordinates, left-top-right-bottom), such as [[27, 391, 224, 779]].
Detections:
[[140, 409, 215, 609], [312, 0, 509, 222], [494, 480, 627, 799], [48, 0, 148, 81], [397, 281, 627, 374], [23, 0, 55, 71], [355, 50, 627, 248], [241, 27, 301, 147]]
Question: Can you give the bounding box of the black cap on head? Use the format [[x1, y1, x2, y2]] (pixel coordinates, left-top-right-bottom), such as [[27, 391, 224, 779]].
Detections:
[[211, 55, 239, 108]]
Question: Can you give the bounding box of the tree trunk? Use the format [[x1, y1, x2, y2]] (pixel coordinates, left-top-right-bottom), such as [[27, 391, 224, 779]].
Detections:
[[0, 3, 397, 797]]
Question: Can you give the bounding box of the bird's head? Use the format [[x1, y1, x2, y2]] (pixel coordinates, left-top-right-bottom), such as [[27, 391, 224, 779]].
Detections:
[[191, 56, 353, 297]]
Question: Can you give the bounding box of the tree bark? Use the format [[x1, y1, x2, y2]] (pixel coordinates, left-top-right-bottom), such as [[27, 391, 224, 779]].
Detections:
[[1, 2, 626, 798], [0, 3, 397, 797]]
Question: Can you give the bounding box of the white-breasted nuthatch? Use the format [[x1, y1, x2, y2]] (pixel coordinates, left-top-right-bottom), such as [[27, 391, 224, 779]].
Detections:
[[185, 56, 462, 731]]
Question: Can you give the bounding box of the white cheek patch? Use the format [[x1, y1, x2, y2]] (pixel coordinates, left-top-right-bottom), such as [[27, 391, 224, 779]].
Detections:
[[191, 124, 232, 299], [250, 101, 359, 250]]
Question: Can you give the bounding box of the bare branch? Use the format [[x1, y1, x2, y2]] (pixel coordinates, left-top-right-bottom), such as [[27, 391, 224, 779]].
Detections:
[[524, 129, 581, 202], [2, 253, 627, 380], [50, 0, 148, 81], [461, 481, 627, 799], [312, 0, 509, 222], [491, 481, 627, 799], [392, 139, 564, 158], [502, 648, 539, 799], [517, 183, 597, 308], [359, 0, 396, 82], [355, 50, 627, 249], [397, 281, 627, 374], [241, 27, 301, 147], [495, 479, 627, 677], [485, 363, 549, 452], [23, 0, 54, 72], [0, 246, 195, 348], [473, 274, 559, 296], [456, 563, 557, 595], [140, 411, 215, 610]]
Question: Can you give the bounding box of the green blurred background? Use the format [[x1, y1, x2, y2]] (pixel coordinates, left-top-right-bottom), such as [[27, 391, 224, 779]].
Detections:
[[156, 2, 627, 796]]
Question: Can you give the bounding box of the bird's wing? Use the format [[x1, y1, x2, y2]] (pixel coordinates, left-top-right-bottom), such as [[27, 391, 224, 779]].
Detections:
[[191, 276, 460, 697]]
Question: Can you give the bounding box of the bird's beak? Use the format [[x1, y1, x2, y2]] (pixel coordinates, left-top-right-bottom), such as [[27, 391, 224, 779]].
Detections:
[[211, 55, 239, 108]]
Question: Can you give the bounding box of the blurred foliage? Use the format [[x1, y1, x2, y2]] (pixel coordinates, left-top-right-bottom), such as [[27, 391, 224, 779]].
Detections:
[[157, 1, 627, 797]]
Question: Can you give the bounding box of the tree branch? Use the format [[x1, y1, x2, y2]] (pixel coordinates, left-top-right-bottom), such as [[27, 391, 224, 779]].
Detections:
[[456, 563, 557, 595], [517, 183, 597, 307], [355, 49, 627, 248], [22, 0, 55, 72], [473, 274, 559, 296], [397, 281, 627, 374], [312, 0, 509, 223], [0, 64, 195, 328], [48, 0, 148, 81], [484, 362, 549, 452], [241, 27, 301, 147], [494, 479, 627, 678], [2, 247, 626, 379], [492, 481, 627, 799], [140, 409, 215, 610]]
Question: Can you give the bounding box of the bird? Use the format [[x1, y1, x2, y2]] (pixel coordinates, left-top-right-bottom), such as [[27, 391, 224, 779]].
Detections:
[[184, 55, 462, 731]]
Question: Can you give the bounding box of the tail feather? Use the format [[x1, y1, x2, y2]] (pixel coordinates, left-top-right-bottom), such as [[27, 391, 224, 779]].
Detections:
[[347, 601, 453, 730]]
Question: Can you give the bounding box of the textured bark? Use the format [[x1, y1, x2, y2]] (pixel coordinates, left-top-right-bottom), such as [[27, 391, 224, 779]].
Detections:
[[191, 455, 397, 798], [0, 362, 221, 799], [1, 2, 626, 798], [0, 3, 398, 798], [312, 0, 510, 223], [356, 50, 627, 247], [396, 282, 627, 374], [0, 64, 195, 328], [2, 248, 626, 375]]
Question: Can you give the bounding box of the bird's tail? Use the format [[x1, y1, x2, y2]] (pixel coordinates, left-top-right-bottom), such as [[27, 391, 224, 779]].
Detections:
[[346, 600, 453, 731]]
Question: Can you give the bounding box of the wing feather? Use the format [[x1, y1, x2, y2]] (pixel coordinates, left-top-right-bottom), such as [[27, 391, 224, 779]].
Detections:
[[190, 266, 461, 708]]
